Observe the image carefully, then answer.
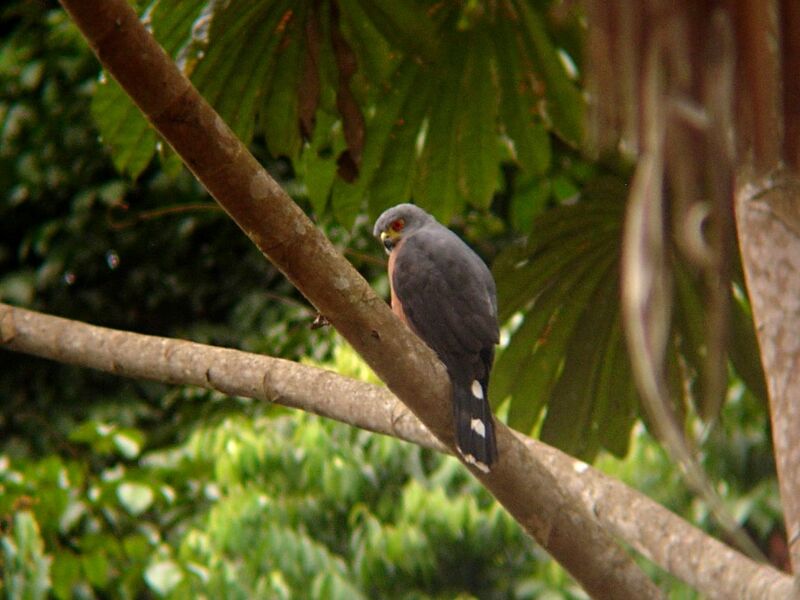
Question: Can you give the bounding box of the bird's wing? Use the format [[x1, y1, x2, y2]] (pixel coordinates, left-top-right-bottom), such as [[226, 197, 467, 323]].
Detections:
[[391, 225, 498, 373]]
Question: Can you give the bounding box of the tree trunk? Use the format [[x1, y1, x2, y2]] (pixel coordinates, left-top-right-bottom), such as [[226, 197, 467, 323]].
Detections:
[[735, 171, 800, 573]]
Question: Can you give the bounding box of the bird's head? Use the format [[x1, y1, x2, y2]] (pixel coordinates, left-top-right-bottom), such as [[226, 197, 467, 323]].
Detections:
[[373, 204, 435, 254]]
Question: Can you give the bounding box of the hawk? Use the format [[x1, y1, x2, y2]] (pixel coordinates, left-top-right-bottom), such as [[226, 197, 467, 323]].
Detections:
[[374, 204, 499, 472]]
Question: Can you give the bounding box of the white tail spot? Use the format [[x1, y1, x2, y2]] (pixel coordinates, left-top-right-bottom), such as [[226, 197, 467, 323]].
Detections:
[[462, 452, 490, 473], [470, 418, 486, 438], [471, 380, 484, 399]]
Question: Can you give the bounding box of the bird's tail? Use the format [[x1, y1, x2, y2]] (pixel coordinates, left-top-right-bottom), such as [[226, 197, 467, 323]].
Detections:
[[453, 378, 497, 472]]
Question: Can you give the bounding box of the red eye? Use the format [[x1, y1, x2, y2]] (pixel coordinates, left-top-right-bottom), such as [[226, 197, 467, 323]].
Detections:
[[391, 219, 405, 232]]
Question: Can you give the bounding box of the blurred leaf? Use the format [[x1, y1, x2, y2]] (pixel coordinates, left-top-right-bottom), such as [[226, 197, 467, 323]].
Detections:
[[411, 25, 504, 217], [728, 288, 768, 403], [145, 559, 184, 596], [1, 511, 51, 600], [81, 549, 110, 589], [348, 0, 439, 60], [509, 176, 550, 232], [113, 429, 144, 459], [50, 552, 81, 600], [495, 14, 551, 175], [0, 270, 36, 304], [457, 30, 500, 210], [539, 265, 619, 459], [117, 481, 154, 516], [514, 0, 584, 146], [331, 60, 428, 225], [194, 1, 293, 145]]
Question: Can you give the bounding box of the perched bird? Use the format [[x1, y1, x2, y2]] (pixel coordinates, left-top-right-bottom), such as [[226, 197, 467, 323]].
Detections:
[[373, 204, 499, 472]]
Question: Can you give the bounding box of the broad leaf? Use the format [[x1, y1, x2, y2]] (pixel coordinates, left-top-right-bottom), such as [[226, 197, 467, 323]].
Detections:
[[91, 81, 156, 179], [513, 0, 584, 146], [494, 11, 551, 175]]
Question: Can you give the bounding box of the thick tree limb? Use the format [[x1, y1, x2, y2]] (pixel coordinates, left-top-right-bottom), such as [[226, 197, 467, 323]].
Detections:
[[1, 303, 793, 598], [56, 1, 656, 597], [735, 172, 800, 574]]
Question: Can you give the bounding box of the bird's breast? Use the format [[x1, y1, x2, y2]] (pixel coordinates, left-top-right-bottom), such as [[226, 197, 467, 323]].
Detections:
[[387, 240, 408, 324]]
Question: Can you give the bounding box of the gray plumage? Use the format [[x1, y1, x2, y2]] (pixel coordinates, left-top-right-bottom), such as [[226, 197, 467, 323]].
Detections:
[[374, 204, 499, 470]]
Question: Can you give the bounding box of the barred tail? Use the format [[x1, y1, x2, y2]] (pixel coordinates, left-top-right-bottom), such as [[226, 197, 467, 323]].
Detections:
[[453, 378, 497, 472]]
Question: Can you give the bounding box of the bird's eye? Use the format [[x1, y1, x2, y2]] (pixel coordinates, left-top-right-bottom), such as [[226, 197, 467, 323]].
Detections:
[[391, 219, 405, 232]]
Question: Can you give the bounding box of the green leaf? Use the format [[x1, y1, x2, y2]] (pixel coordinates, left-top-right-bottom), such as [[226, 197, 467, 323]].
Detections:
[[366, 63, 431, 220], [414, 31, 501, 220], [413, 43, 463, 223], [145, 560, 184, 596], [509, 176, 550, 232], [123, 535, 152, 562], [68, 420, 117, 454], [349, 0, 439, 60], [92, 79, 156, 179], [496, 245, 617, 433], [337, 0, 395, 85], [117, 482, 154, 516], [51, 552, 81, 600], [457, 31, 500, 210], [539, 266, 620, 459], [595, 323, 638, 457], [728, 290, 768, 402], [1, 512, 51, 600], [492, 197, 639, 451], [81, 550, 110, 589], [192, 0, 292, 144], [151, 0, 210, 56], [672, 263, 709, 402], [112, 430, 143, 459], [301, 146, 338, 216], [493, 205, 622, 322], [258, 3, 309, 159], [514, 0, 584, 146], [331, 60, 427, 226], [494, 16, 551, 174]]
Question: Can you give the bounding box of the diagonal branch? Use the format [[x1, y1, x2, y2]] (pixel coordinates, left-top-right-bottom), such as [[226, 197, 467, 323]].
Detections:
[[1, 303, 793, 599]]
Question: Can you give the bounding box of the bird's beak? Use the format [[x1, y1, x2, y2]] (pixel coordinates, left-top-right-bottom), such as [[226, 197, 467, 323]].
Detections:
[[380, 231, 394, 254]]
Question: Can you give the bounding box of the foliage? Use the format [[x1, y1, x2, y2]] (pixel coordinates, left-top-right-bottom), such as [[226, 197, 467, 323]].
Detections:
[[92, 0, 583, 226], [0, 349, 779, 598], [0, 1, 345, 455], [2, 510, 51, 600], [491, 174, 767, 461], [0, 345, 588, 599]]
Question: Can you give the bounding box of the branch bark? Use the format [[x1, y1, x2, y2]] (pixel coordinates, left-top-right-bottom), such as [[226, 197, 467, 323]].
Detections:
[[733, 0, 800, 576], [56, 0, 654, 597], [734, 172, 800, 574], [1, 303, 793, 599]]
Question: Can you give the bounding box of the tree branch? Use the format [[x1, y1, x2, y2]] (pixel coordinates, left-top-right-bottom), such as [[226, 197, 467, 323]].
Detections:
[[1, 303, 793, 599], [735, 172, 800, 574]]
